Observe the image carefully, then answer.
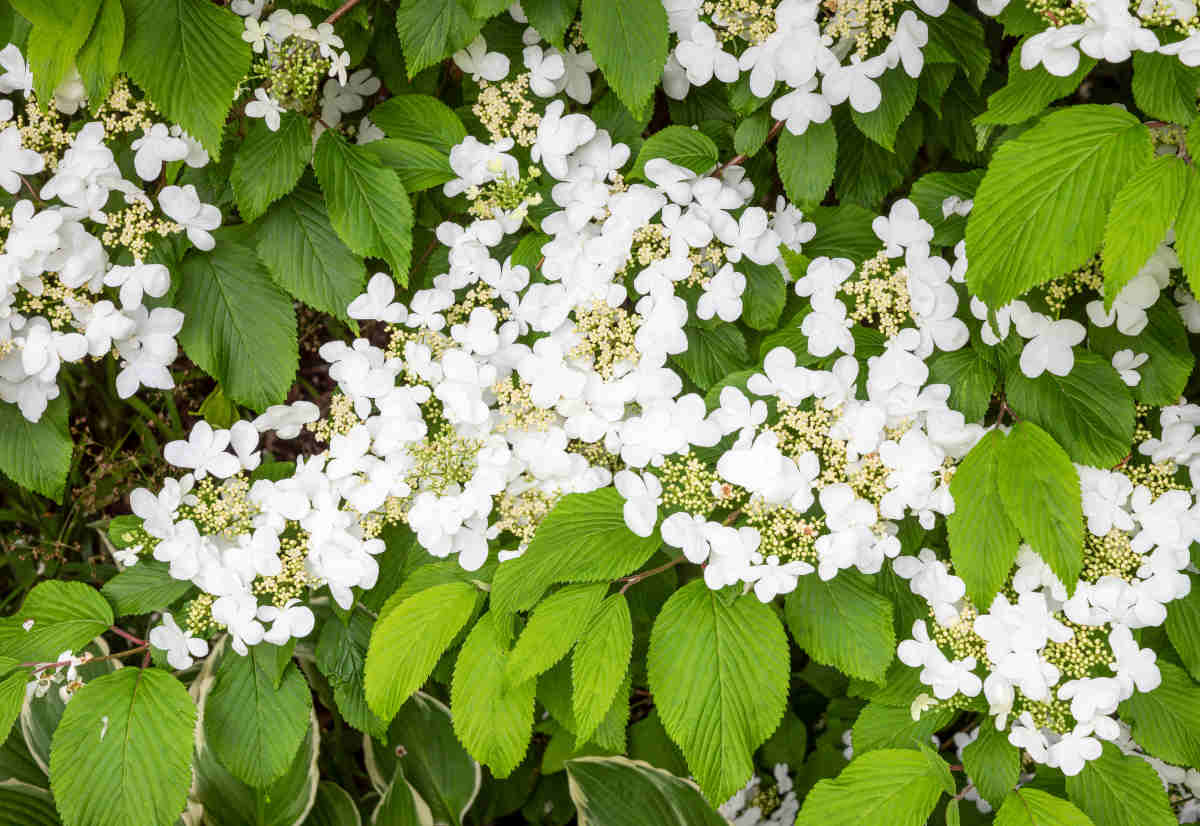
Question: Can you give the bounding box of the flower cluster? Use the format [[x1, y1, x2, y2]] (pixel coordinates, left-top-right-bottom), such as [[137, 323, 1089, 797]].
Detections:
[[719, 763, 799, 825], [662, 0, 949, 134], [894, 407, 1200, 776], [0, 46, 218, 421]]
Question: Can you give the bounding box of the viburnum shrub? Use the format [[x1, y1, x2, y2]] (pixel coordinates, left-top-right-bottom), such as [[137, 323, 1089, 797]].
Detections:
[[5, 0, 1200, 825]]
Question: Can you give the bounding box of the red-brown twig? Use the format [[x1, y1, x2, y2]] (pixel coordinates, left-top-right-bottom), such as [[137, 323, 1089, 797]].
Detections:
[[323, 0, 361, 25]]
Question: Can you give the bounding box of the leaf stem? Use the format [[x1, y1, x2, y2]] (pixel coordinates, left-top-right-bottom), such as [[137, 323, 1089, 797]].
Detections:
[[619, 555, 685, 594], [711, 119, 786, 176], [109, 625, 149, 647], [323, 0, 361, 25]]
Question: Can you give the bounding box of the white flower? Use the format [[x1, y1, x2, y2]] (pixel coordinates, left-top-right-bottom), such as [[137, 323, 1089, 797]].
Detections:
[[253, 401, 320, 439], [523, 45, 566, 97], [614, 470, 662, 537], [675, 24, 740, 86], [1112, 349, 1148, 386], [1014, 313, 1085, 377], [0, 126, 43, 194], [696, 263, 746, 322], [885, 11, 929, 77], [158, 185, 221, 251], [149, 614, 209, 670], [103, 261, 170, 309], [821, 55, 887, 113], [131, 124, 189, 182], [1021, 27, 1085, 76], [242, 17, 271, 52], [872, 199, 933, 259], [258, 598, 316, 645], [454, 36, 510, 82], [245, 87, 284, 131], [163, 421, 240, 479], [661, 511, 713, 563], [348, 273, 407, 323], [771, 79, 832, 135]]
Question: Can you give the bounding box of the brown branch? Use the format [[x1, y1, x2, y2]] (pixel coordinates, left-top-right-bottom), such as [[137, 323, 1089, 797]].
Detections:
[[711, 119, 786, 176], [322, 0, 361, 25], [619, 555, 685, 594]]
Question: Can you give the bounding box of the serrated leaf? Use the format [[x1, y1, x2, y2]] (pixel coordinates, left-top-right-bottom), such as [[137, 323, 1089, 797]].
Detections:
[[1065, 742, 1175, 826], [1085, 295, 1193, 406], [1004, 351, 1134, 467], [1175, 169, 1200, 298], [0, 395, 72, 502], [671, 324, 750, 389], [572, 594, 633, 745], [1118, 660, 1200, 767], [630, 125, 719, 179], [850, 702, 956, 755], [852, 71, 918, 151], [1166, 576, 1200, 680], [370, 94, 467, 154], [8, 0, 78, 29], [777, 119, 837, 207], [0, 581, 113, 663], [833, 110, 910, 208], [923, 5, 989, 90], [451, 612, 536, 778], [976, 50, 1096, 126], [394, 0, 482, 79], [737, 260, 786, 331], [948, 430, 1022, 608], [177, 242, 298, 411], [795, 748, 951, 826], [996, 422, 1083, 591], [734, 110, 771, 157], [315, 612, 386, 738], [0, 671, 26, 748], [26, 0, 101, 106], [365, 581, 480, 723], [962, 722, 1020, 810], [364, 137, 455, 193], [523, 0, 578, 47], [929, 346, 996, 422], [49, 669, 195, 826], [1133, 51, 1200, 124], [204, 650, 312, 788], [490, 488, 662, 620], [100, 561, 192, 616], [565, 756, 727, 826], [255, 184, 366, 323], [314, 130, 415, 282], [995, 788, 1095, 825], [1102, 155, 1188, 302], [784, 570, 894, 682], [231, 113, 311, 222], [909, 170, 984, 248], [804, 204, 881, 264], [580, 0, 667, 117], [119, 0, 250, 158], [390, 693, 481, 826], [647, 580, 789, 804], [966, 105, 1152, 308], [76, 0, 124, 103], [506, 584, 607, 686]]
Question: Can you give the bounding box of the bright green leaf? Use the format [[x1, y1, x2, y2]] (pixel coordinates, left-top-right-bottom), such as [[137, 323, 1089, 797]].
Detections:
[[1118, 660, 1200, 767], [231, 112, 311, 222], [580, 0, 667, 118], [394, 0, 482, 79], [995, 788, 1095, 826], [794, 748, 952, 826], [1102, 154, 1189, 302], [784, 570, 894, 683], [852, 71, 918, 151], [630, 125, 719, 179], [573, 593, 633, 745], [507, 584, 608, 686], [777, 120, 837, 207], [1132, 51, 1200, 125], [962, 722, 1020, 810], [948, 430, 1022, 608], [369, 94, 467, 154], [364, 137, 455, 193], [76, 0, 124, 103], [566, 756, 727, 826], [101, 561, 192, 616], [0, 395, 72, 503], [0, 581, 113, 663], [1065, 742, 1175, 826]]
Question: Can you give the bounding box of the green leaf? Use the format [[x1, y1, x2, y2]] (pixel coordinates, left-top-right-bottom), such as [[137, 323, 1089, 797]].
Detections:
[[1166, 576, 1200, 681], [909, 170, 984, 247], [100, 561, 192, 616], [1118, 660, 1200, 767], [739, 260, 787, 331], [995, 788, 1095, 826], [850, 702, 956, 755], [1004, 351, 1135, 467], [76, 0, 124, 102], [0, 395, 72, 502], [1064, 742, 1175, 826], [119, 0, 251, 158], [777, 119, 837, 207], [833, 110, 910, 208], [734, 110, 771, 157], [924, 5, 989, 90], [804, 204, 881, 264], [630, 125, 719, 179], [0, 581, 113, 663], [390, 693, 481, 826], [1174, 169, 1200, 298], [671, 324, 750, 390], [363, 137, 455, 193], [315, 612, 386, 738], [451, 612, 537, 778], [490, 488, 662, 620], [1133, 51, 1200, 124], [26, 0, 101, 106], [372, 764, 425, 826], [948, 430, 1022, 608], [177, 242, 298, 412], [760, 710, 808, 768], [962, 723, 1020, 810], [314, 130, 415, 282], [370, 95, 468, 154], [794, 748, 952, 826], [573, 593, 633, 745], [255, 185, 366, 323], [307, 782, 362, 826], [8, 0, 79, 29], [1102, 155, 1189, 301], [49, 669, 195, 826], [230, 113, 311, 222], [1086, 295, 1194, 406], [928, 346, 996, 422], [394, 0, 483, 79], [580, 0, 667, 117], [852, 71, 918, 151], [204, 650, 313, 788], [966, 105, 1153, 308], [365, 581, 480, 723], [507, 584, 607, 686], [784, 570, 894, 682], [0, 782, 59, 826], [996, 421, 1083, 591], [565, 756, 727, 826], [0, 671, 27, 748], [976, 51, 1096, 126], [523, 0, 578, 47], [647, 580, 789, 804]]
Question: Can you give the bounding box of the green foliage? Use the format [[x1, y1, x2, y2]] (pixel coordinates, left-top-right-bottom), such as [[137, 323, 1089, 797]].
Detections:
[[0, 396, 72, 502], [369, 95, 468, 154], [647, 581, 789, 804], [962, 723, 1021, 810], [777, 120, 838, 207], [995, 788, 1096, 825], [1118, 660, 1200, 767], [580, 0, 668, 117], [389, 694, 481, 826], [100, 561, 192, 616], [794, 748, 953, 826], [394, 0, 483, 79], [630, 125, 720, 179], [565, 756, 728, 826], [0, 582, 113, 662], [572, 593, 633, 744], [1065, 742, 1176, 826], [1102, 155, 1189, 302], [231, 113, 313, 223], [506, 583, 607, 685], [785, 570, 895, 682]]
